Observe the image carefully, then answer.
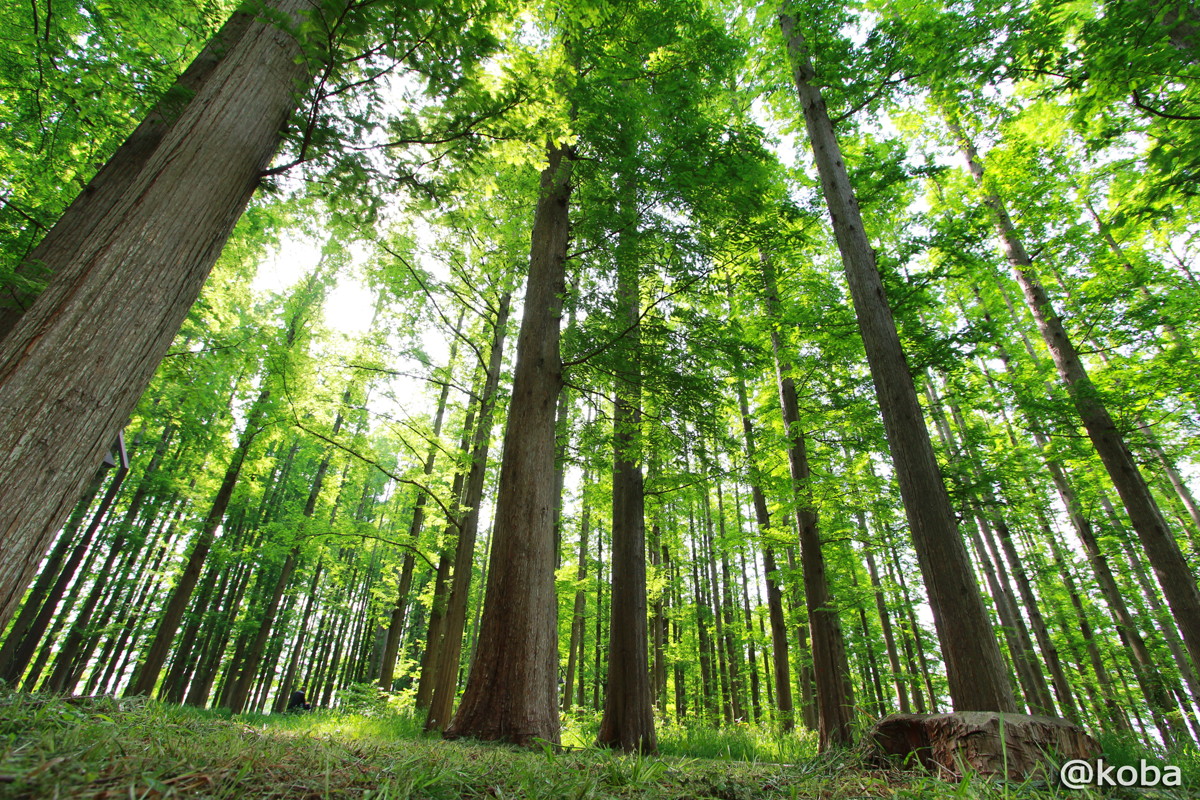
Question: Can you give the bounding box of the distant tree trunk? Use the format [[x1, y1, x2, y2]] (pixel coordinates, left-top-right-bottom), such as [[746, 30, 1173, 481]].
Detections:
[[562, 477, 592, 712], [275, 561, 323, 712], [736, 379, 795, 730], [884, 543, 938, 712], [650, 522, 668, 714], [425, 292, 511, 732], [861, 539, 909, 714], [226, 405, 347, 713], [444, 142, 572, 746], [848, 563, 886, 716], [715, 484, 746, 723], [0, 0, 330, 631], [690, 509, 717, 721], [379, 322, 461, 690], [1, 465, 125, 684], [950, 118, 1200, 684], [0, 477, 100, 676], [591, 526, 607, 711], [413, 381, 480, 710], [760, 251, 855, 748], [737, 548, 763, 722], [779, 10, 1015, 714], [701, 491, 733, 724], [126, 387, 271, 696]]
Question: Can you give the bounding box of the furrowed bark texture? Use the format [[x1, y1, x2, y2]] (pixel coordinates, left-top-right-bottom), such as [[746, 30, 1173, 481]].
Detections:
[[0, 0, 326, 631], [444, 143, 572, 746], [779, 9, 1016, 713], [0, 7, 255, 339]]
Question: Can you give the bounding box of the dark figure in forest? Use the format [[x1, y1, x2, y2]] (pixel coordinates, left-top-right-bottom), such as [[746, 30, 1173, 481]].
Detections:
[[287, 689, 312, 712]]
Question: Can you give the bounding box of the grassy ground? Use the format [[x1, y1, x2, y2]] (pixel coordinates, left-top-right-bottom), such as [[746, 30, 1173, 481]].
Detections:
[[0, 691, 1195, 799]]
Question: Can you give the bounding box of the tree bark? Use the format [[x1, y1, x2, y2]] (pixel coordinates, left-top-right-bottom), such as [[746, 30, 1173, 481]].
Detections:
[[779, 10, 1015, 713], [0, 0, 328, 631], [443, 142, 572, 746], [0, 8, 255, 339], [425, 293, 511, 731], [760, 251, 855, 747]]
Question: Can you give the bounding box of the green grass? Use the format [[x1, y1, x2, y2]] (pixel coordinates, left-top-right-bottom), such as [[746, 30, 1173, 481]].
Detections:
[[0, 692, 1196, 799]]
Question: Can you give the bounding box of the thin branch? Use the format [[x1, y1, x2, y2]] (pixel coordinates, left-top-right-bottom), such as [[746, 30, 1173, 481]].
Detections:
[[306, 529, 437, 571], [1131, 88, 1200, 121], [561, 268, 713, 369], [294, 418, 462, 529]]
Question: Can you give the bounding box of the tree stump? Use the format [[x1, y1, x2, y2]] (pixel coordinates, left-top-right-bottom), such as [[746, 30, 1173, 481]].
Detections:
[[869, 712, 1100, 781]]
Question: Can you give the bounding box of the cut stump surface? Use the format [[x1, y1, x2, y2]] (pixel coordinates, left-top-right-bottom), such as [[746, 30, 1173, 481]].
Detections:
[[869, 712, 1100, 781]]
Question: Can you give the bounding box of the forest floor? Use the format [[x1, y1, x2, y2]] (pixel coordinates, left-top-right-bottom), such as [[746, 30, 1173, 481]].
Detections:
[[0, 692, 1195, 799]]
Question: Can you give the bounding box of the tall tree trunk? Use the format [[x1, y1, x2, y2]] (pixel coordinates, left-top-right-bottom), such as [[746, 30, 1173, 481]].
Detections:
[[1, 465, 126, 683], [444, 142, 572, 746], [562, 475, 591, 712], [126, 387, 271, 696], [0, 9, 255, 338], [950, 118, 1200, 682], [0, 476, 101, 676], [380, 321, 461, 689], [597, 186, 656, 751], [0, 0, 329, 631], [275, 560, 323, 712], [862, 539, 909, 714], [226, 405, 348, 713], [736, 379, 795, 730], [690, 509, 717, 720], [425, 292, 511, 731], [779, 10, 1015, 713], [702, 489, 733, 724], [760, 251, 855, 747]]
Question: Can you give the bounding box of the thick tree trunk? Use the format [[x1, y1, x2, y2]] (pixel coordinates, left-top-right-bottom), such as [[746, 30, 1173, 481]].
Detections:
[[0, 8, 255, 339], [779, 10, 1015, 713], [597, 208, 657, 750], [0, 0, 327, 631], [443, 143, 571, 746]]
